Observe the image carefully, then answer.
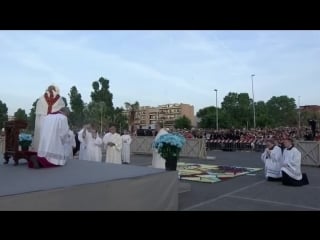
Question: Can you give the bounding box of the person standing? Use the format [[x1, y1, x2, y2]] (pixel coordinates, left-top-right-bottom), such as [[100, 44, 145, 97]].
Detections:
[[29, 107, 70, 169], [261, 139, 283, 181], [121, 130, 132, 164], [102, 127, 112, 159], [152, 122, 168, 169], [64, 129, 76, 160], [105, 126, 122, 164], [87, 127, 103, 162], [33, 85, 65, 152], [78, 124, 91, 161]]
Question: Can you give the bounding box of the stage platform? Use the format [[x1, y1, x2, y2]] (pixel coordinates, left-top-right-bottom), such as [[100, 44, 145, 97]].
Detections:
[[0, 159, 178, 210]]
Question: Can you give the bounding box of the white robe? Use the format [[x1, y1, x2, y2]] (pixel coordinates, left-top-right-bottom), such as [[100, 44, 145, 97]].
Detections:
[[32, 93, 65, 152], [37, 113, 70, 166], [78, 128, 90, 161], [102, 132, 112, 152], [87, 133, 102, 162], [261, 145, 283, 179], [64, 130, 76, 160], [152, 128, 168, 169], [105, 133, 122, 164], [121, 134, 132, 163], [281, 147, 303, 180]]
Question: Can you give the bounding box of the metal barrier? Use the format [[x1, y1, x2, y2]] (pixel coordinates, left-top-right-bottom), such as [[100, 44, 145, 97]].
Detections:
[[206, 140, 265, 152], [296, 141, 320, 167], [131, 136, 207, 159]]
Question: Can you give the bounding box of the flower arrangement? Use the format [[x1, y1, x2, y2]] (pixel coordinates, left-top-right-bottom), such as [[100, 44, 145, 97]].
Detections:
[[19, 133, 32, 151], [153, 133, 186, 160]]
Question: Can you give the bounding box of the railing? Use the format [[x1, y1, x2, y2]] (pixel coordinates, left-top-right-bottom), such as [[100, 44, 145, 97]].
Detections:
[[131, 136, 207, 159], [296, 141, 320, 167], [206, 140, 264, 152]]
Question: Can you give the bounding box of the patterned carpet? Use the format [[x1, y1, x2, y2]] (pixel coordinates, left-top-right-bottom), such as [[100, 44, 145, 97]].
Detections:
[[177, 162, 262, 183]]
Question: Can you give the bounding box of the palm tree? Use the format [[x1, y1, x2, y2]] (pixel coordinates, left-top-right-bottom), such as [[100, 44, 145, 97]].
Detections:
[[125, 101, 140, 134]]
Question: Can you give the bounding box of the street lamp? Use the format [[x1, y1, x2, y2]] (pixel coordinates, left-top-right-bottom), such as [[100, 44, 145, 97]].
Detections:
[[298, 96, 301, 137], [251, 74, 256, 129], [214, 89, 218, 130], [99, 102, 104, 134]]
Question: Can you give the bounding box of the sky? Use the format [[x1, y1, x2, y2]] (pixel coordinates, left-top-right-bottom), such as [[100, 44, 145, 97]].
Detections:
[[0, 30, 320, 116]]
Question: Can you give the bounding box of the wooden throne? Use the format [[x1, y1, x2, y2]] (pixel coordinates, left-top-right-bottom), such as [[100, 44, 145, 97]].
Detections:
[[3, 120, 37, 165]]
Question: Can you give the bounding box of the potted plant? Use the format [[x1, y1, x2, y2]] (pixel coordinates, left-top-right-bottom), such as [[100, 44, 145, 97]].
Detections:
[[153, 133, 186, 171], [19, 133, 32, 151]]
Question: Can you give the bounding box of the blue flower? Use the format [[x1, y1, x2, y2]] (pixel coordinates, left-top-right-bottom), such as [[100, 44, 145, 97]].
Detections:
[[19, 133, 32, 142], [154, 133, 186, 160]]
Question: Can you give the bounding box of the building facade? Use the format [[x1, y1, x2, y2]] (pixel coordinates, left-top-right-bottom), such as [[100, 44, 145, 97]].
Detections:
[[124, 103, 195, 129]]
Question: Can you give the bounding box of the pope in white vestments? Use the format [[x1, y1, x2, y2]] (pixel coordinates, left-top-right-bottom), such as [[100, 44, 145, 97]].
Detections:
[[121, 130, 132, 164], [29, 107, 70, 169], [32, 85, 65, 152], [105, 126, 122, 164], [152, 122, 168, 169]]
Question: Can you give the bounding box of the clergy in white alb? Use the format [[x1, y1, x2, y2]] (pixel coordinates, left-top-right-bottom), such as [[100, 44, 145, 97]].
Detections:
[[32, 85, 65, 152], [121, 130, 132, 164], [281, 138, 309, 186], [78, 124, 91, 161], [87, 129, 103, 162], [105, 126, 122, 164], [102, 130, 112, 155], [29, 107, 70, 169], [261, 139, 283, 180], [64, 129, 76, 160], [152, 122, 168, 169]]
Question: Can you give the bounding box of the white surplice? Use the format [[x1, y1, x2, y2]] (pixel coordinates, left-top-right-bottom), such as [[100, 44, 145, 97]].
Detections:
[[152, 128, 168, 169], [78, 128, 90, 161], [105, 133, 122, 164], [281, 147, 303, 180], [64, 130, 76, 160], [87, 133, 103, 162], [261, 145, 283, 179], [32, 93, 65, 151], [37, 112, 70, 166], [121, 134, 132, 163], [102, 132, 112, 152]]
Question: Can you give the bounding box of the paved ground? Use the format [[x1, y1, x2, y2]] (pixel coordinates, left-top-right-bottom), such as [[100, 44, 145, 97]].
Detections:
[[131, 151, 320, 211], [1, 150, 319, 210]]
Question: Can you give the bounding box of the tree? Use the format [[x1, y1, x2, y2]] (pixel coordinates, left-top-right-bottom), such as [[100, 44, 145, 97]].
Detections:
[[27, 99, 38, 132], [196, 106, 217, 129], [124, 101, 139, 134], [266, 96, 297, 127], [255, 101, 271, 128], [174, 115, 192, 130], [14, 108, 28, 121], [90, 77, 114, 128], [68, 86, 85, 128], [221, 92, 252, 128], [0, 100, 8, 130], [62, 97, 68, 107], [113, 107, 128, 134]]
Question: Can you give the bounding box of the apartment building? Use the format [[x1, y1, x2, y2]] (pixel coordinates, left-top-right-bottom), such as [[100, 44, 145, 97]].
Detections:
[[124, 103, 195, 129]]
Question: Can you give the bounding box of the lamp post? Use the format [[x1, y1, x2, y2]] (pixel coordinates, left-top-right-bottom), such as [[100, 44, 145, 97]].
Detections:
[[251, 74, 256, 129], [214, 89, 218, 130], [298, 96, 301, 138], [100, 103, 103, 134]]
